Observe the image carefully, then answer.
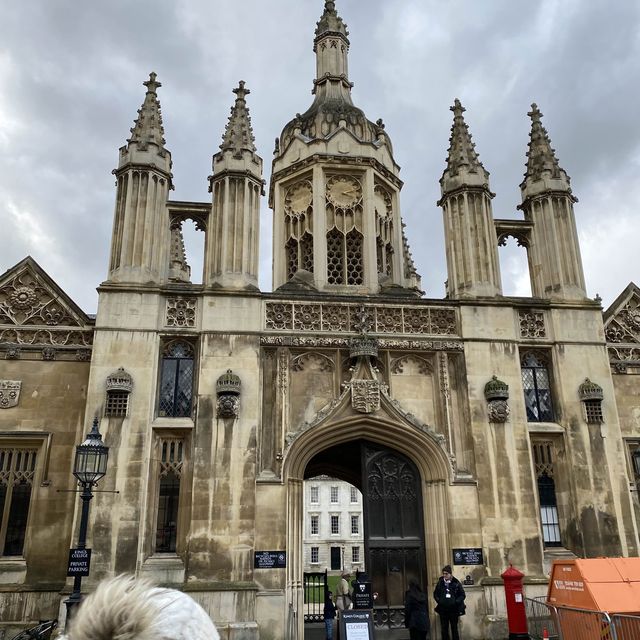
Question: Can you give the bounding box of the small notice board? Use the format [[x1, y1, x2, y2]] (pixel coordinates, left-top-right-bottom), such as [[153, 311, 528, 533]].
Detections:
[[453, 548, 483, 566], [339, 609, 375, 640], [254, 550, 286, 569], [67, 548, 91, 577]]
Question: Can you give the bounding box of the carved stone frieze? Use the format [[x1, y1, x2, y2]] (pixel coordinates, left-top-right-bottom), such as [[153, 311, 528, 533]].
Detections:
[[290, 352, 334, 372], [606, 293, 640, 343], [42, 347, 56, 361], [0, 380, 21, 409], [519, 310, 546, 338], [265, 301, 458, 336], [0, 328, 93, 348], [166, 297, 197, 328], [261, 335, 463, 351], [390, 355, 432, 375], [5, 346, 20, 360]]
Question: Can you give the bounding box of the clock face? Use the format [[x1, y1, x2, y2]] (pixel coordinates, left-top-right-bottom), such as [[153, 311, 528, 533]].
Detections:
[[374, 187, 392, 218], [326, 176, 362, 208], [285, 181, 313, 214]]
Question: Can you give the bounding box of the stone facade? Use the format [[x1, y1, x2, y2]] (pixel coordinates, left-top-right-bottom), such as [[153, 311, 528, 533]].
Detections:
[[0, 2, 639, 640]]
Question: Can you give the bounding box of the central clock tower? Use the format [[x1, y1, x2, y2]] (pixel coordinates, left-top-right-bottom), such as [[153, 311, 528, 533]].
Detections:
[[269, 0, 421, 295]]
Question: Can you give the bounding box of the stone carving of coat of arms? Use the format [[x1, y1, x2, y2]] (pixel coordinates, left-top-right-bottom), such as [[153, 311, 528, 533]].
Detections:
[[349, 380, 381, 414], [0, 380, 21, 409]]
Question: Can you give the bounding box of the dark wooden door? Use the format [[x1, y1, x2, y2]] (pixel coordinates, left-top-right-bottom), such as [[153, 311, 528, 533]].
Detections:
[[361, 443, 426, 631]]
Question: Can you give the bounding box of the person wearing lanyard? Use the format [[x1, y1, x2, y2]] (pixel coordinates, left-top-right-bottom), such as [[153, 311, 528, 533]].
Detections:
[[433, 565, 466, 640]]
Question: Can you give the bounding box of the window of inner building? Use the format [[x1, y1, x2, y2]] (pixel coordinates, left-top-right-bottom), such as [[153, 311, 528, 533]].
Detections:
[[311, 546, 319, 564], [330, 486, 339, 503], [330, 514, 339, 535], [0, 448, 37, 557], [158, 340, 195, 418], [532, 441, 562, 547], [105, 390, 129, 417], [350, 486, 358, 503], [521, 352, 554, 422], [351, 515, 359, 535], [310, 485, 319, 503], [310, 515, 319, 535], [352, 546, 360, 563], [155, 439, 183, 553]]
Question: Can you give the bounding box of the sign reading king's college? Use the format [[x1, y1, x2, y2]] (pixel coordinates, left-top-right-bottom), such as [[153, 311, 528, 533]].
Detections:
[[67, 548, 91, 576]]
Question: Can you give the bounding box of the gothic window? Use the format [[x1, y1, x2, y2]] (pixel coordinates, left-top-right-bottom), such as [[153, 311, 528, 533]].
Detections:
[[0, 448, 37, 556], [374, 184, 394, 278], [155, 438, 183, 553], [311, 546, 319, 564], [158, 340, 194, 418], [521, 352, 554, 422], [310, 515, 319, 535], [325, 175, 364, 286], [330, 514, 339, 535], [284, 179, 314, 280], [532, 441, 562, 547]]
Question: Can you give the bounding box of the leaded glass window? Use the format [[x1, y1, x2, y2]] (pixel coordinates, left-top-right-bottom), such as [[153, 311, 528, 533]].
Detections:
[[533, 441, 562, 547], [158, 340, 194, 418], [521, 352, 554, 422], [0, 448, 37, 556], [155, 439, 183, 553]]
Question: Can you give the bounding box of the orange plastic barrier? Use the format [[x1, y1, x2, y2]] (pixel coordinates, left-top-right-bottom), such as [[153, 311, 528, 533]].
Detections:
[[547, 558, 640, 614]]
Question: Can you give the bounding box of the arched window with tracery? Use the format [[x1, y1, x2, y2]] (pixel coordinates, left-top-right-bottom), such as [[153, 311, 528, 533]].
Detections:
[[325, 175, 364, 286], [374, 183, 394, 278], [521, 351, 554, 422], [158, 340, 195, 418], [284, 178, 314, 280]]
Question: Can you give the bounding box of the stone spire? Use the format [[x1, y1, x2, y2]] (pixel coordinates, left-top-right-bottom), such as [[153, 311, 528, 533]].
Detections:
[[128, 72, 168, 154], [205, 82, 263, 290], [439, 100, 501, 298], [440, 99, 489, 194], [219, 81, 257, 157], [519, 103, 585, 300], [315, 0, 349, 40], [108, 73, 172, 284], [521, 103, 570, 190]]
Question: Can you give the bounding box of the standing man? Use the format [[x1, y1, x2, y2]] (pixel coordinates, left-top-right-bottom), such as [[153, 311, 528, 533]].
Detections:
[[433, 565, 465, 640], [335, 571, 352, 611], [324, 591, 337, 640]]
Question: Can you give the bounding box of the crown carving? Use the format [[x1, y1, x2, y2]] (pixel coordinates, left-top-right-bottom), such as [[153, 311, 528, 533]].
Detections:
[[106, 367, 133, 393], [578, 378, 603, 402], [217, 369, 241, 396], [349, 335, 378, 360], [484, 375, 509, 401]]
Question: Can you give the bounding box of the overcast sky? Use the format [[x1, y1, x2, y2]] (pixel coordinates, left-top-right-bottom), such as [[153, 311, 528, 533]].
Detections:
[[1, 0, 639, 314]]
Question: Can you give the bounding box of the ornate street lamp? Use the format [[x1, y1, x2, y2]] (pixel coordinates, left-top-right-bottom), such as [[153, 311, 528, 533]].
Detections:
[[65, 418, 109, 618]]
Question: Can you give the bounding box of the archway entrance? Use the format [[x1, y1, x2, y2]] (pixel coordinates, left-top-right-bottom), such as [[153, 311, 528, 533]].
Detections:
[[304, 439, 425, 637]]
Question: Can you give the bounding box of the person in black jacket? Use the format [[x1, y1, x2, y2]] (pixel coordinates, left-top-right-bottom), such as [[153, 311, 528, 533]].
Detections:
[[404, 580, 430, 640], [433, 565, 465, 640], [323, 591, 337, 640]]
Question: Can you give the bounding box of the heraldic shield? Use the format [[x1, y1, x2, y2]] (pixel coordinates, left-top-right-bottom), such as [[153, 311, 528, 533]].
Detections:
[[0, 380, 21, 409]]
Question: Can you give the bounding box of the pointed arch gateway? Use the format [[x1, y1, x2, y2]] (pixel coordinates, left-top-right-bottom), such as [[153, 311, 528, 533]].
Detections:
[[284, 411, 451, 636]]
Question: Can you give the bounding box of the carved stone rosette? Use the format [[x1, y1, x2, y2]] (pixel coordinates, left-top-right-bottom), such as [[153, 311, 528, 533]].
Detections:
[[519, 310, 546, 339], [166, 297, 197, 328]]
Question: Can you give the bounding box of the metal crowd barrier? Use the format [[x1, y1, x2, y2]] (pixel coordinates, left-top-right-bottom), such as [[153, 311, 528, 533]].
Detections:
[[525, 597, 561, 640], [556, 606, 615, 640], [611, 614, 640, 640]]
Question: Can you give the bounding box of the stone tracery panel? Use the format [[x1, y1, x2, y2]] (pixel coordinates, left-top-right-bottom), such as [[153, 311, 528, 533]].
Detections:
[[265, 302, 457, 336], [519, 310, 546, 338]]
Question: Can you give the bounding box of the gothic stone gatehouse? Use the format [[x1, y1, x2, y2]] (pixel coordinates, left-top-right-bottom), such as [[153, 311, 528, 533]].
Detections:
[[1, 2, 639, 639]]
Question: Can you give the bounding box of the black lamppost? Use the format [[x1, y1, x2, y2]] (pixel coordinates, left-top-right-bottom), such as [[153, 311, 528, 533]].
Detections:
[[65, 417, 109, 618]]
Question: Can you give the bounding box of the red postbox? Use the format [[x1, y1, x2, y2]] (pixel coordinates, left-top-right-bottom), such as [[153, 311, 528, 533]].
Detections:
[[501, 565, 529, 640]]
